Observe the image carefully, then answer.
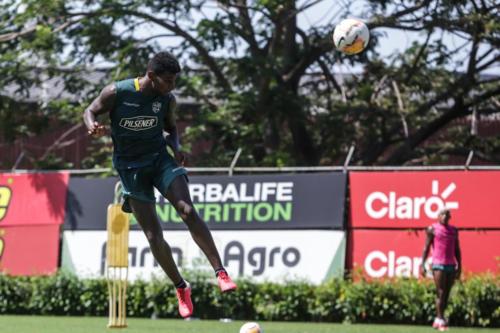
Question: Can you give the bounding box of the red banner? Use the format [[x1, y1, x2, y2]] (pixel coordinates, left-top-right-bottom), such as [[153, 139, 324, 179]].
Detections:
[[349, 171, 500, 228], [0, 172, 68, 275], [349, 230, 499, 279], [0, 225, 60, 275], [0, 173, 69, 226]]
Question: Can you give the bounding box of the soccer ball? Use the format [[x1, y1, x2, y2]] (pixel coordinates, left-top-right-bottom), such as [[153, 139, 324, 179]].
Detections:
[[333, 18, 370, 55], [239, 322, 262, 333]]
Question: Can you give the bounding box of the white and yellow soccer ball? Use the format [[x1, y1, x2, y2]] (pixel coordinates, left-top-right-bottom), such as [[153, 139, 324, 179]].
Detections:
[[239, 322, 262, 333], [333, 18, 370, 55]]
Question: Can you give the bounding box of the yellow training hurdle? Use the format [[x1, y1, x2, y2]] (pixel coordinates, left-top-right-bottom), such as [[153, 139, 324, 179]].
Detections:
[[106, 202, 129, 328]]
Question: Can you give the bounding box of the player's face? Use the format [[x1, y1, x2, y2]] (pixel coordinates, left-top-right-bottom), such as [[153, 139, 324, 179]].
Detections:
[[439, 211, 451, 224], [150, 72, 177, 95]]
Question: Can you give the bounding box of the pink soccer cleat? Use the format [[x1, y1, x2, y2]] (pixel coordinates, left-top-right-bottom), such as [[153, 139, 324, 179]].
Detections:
[[436, 318, 449, 331], [217, 270, 237, 292], [176, 282, 193, 318]]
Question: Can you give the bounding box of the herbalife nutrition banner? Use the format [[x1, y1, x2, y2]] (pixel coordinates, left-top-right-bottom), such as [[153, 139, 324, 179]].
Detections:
[[65, 173, 346, 230], [61, 230, 346, 284]]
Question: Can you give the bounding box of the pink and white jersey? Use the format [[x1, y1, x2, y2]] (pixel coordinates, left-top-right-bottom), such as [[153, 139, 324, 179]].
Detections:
[[431, 222, 458, 265]]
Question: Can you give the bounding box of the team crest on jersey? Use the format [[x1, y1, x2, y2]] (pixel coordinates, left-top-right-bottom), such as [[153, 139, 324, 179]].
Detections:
[[152, 101, 162, 113]]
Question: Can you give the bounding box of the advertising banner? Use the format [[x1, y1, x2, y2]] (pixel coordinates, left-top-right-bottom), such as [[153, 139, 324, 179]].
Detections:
[[61, 230, 346, 284], [349, 171, 500, 228], [0, 172, 68, 275], [65, 173, 346, 230], [0, 225, 60, 275], [349, 229, 499, 279], [0, 172, 69, 226], [64, 177, 117, 230]]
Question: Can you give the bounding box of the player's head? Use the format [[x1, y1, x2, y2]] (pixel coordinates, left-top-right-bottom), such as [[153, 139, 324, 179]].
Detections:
[[146, 51, 181, 95], [438, 209, 451, 224]]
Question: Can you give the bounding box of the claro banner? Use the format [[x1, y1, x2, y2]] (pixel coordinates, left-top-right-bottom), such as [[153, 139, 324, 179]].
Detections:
[[65, 173, 346, 230], [61, 230, 346, 284], [0, 172, 69, 275], [349, 230, 500, 279], [349, 171, 500, 228]]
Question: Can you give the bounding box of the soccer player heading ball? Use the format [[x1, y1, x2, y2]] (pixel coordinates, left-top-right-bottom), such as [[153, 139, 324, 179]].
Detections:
[[83, 51, 237, 318]]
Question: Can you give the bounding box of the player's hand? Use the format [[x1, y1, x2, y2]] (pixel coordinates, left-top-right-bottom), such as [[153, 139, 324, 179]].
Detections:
[[455, 266, 461, 280], [420, 264, 427, 278], [173, 150, 186, 166], [87, 121, 106, 136]]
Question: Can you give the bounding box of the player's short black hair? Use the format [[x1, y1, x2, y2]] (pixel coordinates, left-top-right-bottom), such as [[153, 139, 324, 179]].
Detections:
[[147, 51, 181, 75]]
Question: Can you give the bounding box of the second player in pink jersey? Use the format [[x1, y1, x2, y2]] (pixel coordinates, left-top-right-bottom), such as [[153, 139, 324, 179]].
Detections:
[[421, 209, 462, 332]]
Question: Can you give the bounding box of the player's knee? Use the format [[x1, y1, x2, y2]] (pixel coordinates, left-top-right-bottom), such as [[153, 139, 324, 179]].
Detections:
[[176, 201, 195, 220], [145, 230, 164, 246]]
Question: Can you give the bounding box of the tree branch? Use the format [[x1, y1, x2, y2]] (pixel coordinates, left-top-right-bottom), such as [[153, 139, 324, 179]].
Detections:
[[404, 29, 433, 82], [384, 84, 500, 165], [235, 0, 262, 57], [0, 18, 80, 43], [384, 100, 469, 165], [0, 27, 36, 42], [113, 8, 233, 93], [215, 1, 272, 20], [40, 123, 83, 160], [282, 36, 332, 84], [283, 0, 325, 23], [317, 58, 342, 95], [392, 80, 409, 138], [476, 54, 500, 72], [368, 0, 432, 29]]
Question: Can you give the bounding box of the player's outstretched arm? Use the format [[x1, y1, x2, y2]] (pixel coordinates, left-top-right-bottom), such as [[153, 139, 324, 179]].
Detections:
[[83, 83, 116, 136]]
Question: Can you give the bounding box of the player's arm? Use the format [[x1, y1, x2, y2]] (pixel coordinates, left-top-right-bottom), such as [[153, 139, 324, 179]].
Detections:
[[420, 226, 434, 277], [455, 230, 462, 279], [83, 83, 116, 136], [164, 95, 185, 165]]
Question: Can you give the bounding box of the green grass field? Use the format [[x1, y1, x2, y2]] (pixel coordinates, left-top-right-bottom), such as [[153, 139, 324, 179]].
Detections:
[[0, 316, 497, 333]]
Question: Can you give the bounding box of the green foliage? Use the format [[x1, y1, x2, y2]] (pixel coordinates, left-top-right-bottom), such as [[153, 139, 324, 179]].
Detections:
[[0, 275, 31, 314], [0, 272, 498, 327], [29, 273, 84, 315]]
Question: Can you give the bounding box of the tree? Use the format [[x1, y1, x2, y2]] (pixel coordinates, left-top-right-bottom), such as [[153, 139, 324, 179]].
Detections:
[[1, 0, 499, 167]]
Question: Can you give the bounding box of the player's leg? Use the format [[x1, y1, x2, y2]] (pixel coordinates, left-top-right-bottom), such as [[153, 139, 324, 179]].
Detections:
[[163, 175, 237, 292], [164, 175, 223, 269], [153, 153, 236, 292], [432, 268, 447, 330], [128, 198, 183, 284], [128, 198, 193, 318], [128, 198, 193, 317], [443, 269, 456, 307], [118, 165, 193, 317], [433, 269, 445, 319], [441, 269, 456, 326]]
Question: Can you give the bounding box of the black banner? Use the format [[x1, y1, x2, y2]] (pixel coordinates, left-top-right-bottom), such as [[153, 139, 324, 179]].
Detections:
[[64, 173, 346, 230]]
